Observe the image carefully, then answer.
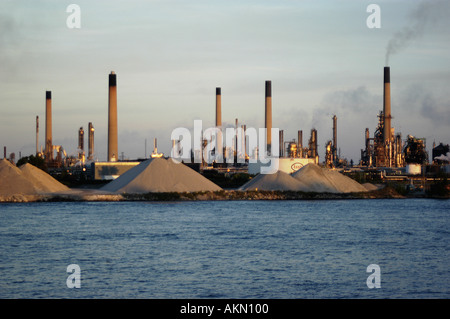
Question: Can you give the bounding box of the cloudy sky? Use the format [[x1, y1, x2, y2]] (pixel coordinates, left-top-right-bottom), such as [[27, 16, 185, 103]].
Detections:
[[1, 0, 449, 163]]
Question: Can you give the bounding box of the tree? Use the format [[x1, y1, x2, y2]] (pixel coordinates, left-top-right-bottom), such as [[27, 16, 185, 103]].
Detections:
[[16, 155, 47, 172]]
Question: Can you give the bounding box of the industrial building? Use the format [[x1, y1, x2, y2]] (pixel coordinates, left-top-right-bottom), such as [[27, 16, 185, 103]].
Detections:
[[360, 67, 406, 168], [359, 66, 431, 175], [24, 65, 446, 184]]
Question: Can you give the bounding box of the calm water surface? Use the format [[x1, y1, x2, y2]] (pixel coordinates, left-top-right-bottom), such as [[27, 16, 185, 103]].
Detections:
[[0, 199, 448, 298]]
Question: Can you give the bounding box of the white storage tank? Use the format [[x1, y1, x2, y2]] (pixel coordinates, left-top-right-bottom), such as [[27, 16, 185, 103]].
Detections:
[[406, 163, 421, 175]]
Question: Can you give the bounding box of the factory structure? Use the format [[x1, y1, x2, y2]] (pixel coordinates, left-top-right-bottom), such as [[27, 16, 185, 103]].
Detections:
[[358, 66, 434, 178], [13, 66, 446, 183], [360, 67, 406, 169]]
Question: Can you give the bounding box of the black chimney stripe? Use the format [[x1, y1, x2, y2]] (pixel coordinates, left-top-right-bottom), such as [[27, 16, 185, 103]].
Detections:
[[46, 91, 51, 99], [384, 67, 390, 83], [216, 87, 221, 95], [109, 74, 117, 86], [265, 81, 271, 97]]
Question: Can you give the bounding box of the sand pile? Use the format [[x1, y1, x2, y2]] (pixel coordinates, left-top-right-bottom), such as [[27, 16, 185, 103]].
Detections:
[[240, 163, 368, 193], [101, 157, 222, 193], [292, 163, 368, 193], [0, 159, 37, 195], [19, 163, 70, 193], [0, 159, 70, 197], [239, 170, 309, 191]]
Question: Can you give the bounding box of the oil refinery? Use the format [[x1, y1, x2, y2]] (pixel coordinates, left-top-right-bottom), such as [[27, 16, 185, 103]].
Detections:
[[3, 66, 449, 193]]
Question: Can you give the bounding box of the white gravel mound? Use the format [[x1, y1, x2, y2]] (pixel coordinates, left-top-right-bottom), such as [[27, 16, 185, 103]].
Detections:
[[292, 163, 368, 193], [0, 159, 70, 197], [240, 163, 369, 193], [0, 159, 37, 195], [101, 157, 222, 193], [19, 163, 70, 193]]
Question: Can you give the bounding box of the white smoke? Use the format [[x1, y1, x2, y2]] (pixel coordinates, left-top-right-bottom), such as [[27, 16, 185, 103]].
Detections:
[[434, 152, 450, 163], [385, 0, 450, 65]]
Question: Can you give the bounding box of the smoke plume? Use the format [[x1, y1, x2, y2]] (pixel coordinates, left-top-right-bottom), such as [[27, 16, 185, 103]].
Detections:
[[385, 0, 450, 65], [434, 152, 450, 162]]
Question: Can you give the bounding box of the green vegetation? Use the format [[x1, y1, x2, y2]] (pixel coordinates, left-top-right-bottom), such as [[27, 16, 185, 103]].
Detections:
[[16, 155, 47, 171], [201, 170, 253, 189]]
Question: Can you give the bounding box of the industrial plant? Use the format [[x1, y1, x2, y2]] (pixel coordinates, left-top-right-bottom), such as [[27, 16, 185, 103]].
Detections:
[[3, 66, 449, 195]]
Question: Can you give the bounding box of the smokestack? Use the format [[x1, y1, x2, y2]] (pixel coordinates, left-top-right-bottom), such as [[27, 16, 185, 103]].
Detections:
[[298, 130, 303, 158], [3, 146, 6, 159], [279, 130, 284, 157], [215, 88, 223, 162], [265, 80, 272, 153], [216, 88, 221, 127], [108, 71, 118, 162], [36, 116, 39, 155], [242, 124, 247, 159], [45, 91, 53, 161], [332, 115, 337, 160], [383, 67, 391, 144], [234, 118, 238, 159], [88, 122, 94, 160], [310, 129, 317, 158], [365, 128, 370, 148], [78, 127, 84, 152]]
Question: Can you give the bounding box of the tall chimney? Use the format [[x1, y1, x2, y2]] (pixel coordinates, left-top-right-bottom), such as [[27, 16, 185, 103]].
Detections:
[[242, 124, 247, 159], [279, 130, 284, 157], [332, 115, 337, 160], [234, 118, 238, 160], [298, 130, 303, 158], [36, 116, 39, 155], [88, 122, 94, 160], [45, 91, 53, 161], [310, 129, 317, 159], [215, 87, 223, 162], [265, 80, 272, 153], [383, 67, 391, 144], [78, 127, 84, 152], [108, 71, 118, 162], [216, 87, 221, 127], [365, 128, 370, 151]]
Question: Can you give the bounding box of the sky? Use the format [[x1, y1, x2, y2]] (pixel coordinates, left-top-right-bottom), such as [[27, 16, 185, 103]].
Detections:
[[1, 0, 449, 163]]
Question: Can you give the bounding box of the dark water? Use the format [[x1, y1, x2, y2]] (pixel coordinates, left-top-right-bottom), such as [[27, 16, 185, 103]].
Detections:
[[0, 199, 448, 298]]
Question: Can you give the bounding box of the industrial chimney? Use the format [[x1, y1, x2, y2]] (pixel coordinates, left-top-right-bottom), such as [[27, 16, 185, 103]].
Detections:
[[298, 130, 303, 158], [309, 129, 318, 161], [279, 130, 284, 157], [45, 91, 53, 161], [78, 127, 84, 153], [215, 87, 223, 162], [383, 66, 391, 144], [88, 122, 94, 161], [265, 80, 272, 153], [108, 71, 118, 162], [332, 115, 337, 161], [216, 87, 222, 127], [36, 116, 39, 156]]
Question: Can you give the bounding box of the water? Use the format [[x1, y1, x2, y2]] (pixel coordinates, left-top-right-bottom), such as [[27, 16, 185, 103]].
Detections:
[[0, 199, 448, 299]]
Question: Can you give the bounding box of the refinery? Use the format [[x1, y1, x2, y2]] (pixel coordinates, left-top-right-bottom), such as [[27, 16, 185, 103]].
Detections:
[[1, 66, 449, 199]]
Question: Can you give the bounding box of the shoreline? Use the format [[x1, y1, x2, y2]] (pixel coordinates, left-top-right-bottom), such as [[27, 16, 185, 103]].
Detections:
[[1, 187, 448, 203]]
